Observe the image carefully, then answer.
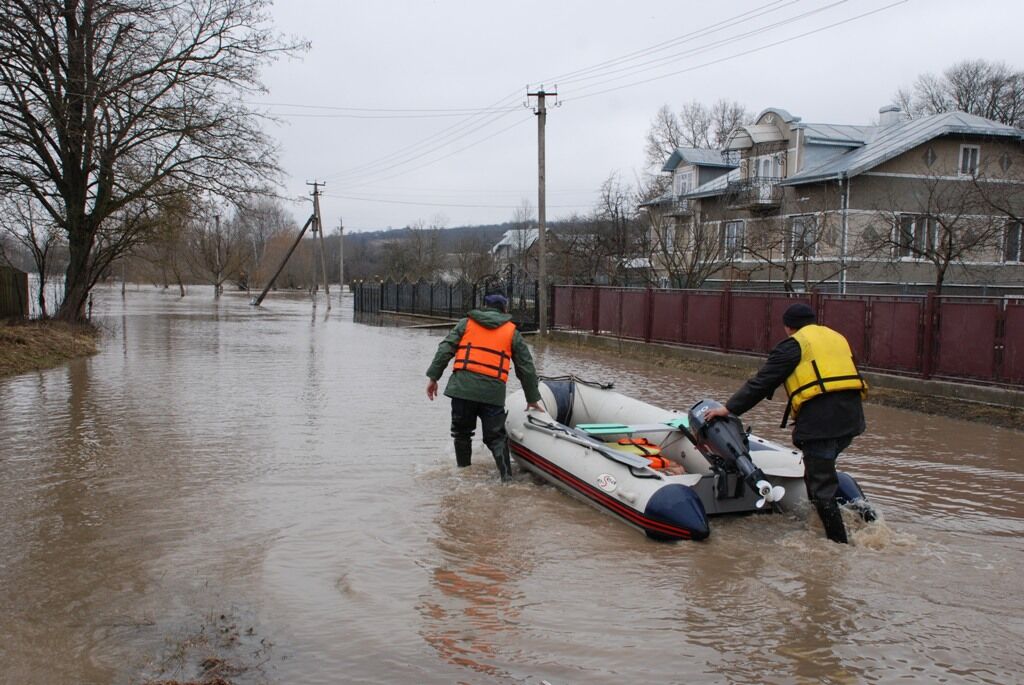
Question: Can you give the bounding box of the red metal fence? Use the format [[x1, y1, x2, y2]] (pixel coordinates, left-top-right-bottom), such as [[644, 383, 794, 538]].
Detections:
[[551, 285, 1024, 388]]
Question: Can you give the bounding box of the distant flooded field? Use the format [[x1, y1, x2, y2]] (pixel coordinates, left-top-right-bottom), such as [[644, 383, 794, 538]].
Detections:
[[1, 285, 1021, 684]]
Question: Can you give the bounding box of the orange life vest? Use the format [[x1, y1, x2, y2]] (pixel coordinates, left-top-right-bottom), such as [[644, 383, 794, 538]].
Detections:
[[454, 318, 516, 382], [615, 438, 674, 470]]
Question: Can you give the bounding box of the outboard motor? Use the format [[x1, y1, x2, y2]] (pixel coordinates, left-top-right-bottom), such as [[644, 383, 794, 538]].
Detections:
[[688, 399, 785, 509]]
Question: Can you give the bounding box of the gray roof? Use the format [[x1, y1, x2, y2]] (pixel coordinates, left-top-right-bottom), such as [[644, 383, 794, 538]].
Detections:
[[661, 147, 736, 172], [784, 111, 1024, 186], [796, 122, 874, 146], [491, 228, 538, 254]]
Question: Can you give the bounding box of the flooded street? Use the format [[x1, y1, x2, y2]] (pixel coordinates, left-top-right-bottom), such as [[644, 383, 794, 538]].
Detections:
[[1, 286, 1022, 684]]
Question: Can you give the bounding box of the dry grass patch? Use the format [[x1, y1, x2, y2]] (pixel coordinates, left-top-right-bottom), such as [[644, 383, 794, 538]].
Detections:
[[0, 320, 99, 377]]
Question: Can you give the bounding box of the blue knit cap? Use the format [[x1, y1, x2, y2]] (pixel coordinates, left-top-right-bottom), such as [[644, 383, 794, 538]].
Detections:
[[484, 292, 508, 310]]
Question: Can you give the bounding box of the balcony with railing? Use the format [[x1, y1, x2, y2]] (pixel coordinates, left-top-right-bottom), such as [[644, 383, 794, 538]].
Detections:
[[725, 177, 784, 210]]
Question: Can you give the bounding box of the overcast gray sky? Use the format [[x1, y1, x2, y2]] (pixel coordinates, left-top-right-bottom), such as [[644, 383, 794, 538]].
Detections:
[[254, 0, 1022, 232]]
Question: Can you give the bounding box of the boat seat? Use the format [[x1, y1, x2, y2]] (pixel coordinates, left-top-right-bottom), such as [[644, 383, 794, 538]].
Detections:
[[576, 420, 687, 436]]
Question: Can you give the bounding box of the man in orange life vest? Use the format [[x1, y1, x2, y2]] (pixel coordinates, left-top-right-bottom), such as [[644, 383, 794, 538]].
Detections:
[[425, 291, 543, 481], [704, 303, 867, 543]]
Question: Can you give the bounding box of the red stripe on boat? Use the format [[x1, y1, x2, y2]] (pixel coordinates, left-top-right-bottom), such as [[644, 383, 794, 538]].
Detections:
[[510, 441, 693, 539]]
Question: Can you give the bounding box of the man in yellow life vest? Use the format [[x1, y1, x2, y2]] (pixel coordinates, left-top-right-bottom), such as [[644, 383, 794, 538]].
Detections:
[[425, 290, 543, 481], [704, 303, 867, 543]]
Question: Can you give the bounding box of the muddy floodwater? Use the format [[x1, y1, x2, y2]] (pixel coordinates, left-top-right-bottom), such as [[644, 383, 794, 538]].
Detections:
[[1, 286, 1022, 685]]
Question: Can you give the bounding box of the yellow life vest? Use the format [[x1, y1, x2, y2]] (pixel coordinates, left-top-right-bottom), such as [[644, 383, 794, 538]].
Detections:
[[782, 324, 868, 426]]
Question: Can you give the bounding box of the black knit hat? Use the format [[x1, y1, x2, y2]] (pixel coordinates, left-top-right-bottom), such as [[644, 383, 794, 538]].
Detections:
[[782, 303, 816, 328]]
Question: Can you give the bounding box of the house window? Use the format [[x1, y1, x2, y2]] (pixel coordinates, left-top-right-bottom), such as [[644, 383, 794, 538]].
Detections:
[[896, 214, 937, 258], [721, 220, 744, 259], [674, 170, 692, 196], [1005, 221, 1023, 263], [959, 145, 980, 175], [788, 215, 817, 258]]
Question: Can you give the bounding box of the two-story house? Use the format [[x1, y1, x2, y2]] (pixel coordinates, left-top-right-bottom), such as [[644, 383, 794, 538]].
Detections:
[[653, 106, 1024, 294]]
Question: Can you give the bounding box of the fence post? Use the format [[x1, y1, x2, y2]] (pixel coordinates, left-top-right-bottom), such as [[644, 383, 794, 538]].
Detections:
[[547, 282, 554, 331], [644, 286, 654, 343], [921, 291, 937, 379], [720, 286, 732, 352]]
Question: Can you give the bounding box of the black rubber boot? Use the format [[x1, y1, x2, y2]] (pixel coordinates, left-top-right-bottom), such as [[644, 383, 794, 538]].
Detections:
[[481, 411, 511, 481], [454, 440, 472, 468], [815, 499, 849, 544]]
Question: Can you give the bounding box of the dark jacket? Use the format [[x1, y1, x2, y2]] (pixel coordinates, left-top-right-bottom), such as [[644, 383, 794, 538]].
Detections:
[[725, 334, 866, 446], [425, 307, 542, 407]]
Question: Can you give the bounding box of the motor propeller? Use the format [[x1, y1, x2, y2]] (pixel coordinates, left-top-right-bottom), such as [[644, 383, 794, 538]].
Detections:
[[754, 479, 786, 509]]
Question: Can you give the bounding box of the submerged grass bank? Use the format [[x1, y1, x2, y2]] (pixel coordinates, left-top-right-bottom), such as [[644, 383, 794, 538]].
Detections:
[[0, 320, 100, 378]]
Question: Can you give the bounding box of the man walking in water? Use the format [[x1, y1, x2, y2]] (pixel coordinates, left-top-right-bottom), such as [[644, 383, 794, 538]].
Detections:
[[704, 303, 867, 543], [426, 290, 543, 481]]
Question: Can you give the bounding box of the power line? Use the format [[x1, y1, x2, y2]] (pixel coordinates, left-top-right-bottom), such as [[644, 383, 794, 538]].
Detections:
[[564, 0, 909, 102], [314, 3, 819, 186], [320, 193, 590, 210], [554, 1, 848, 90], [531, 0, 799, 87], [318, 87, 525, 182]]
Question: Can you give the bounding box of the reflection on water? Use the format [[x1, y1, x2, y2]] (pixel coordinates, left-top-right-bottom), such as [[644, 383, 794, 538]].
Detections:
[[0, 285, 1022, 684]]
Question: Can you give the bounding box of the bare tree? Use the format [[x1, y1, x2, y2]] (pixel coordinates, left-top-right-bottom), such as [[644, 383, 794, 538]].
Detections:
[[895, 59, 1024, 127], [187, 208, 248, 297], [859, 175, 1003, 294], [233, 196, 297, 290], [641, 208, 727, 288], [0, 0, 305, 321], [0, 195, 65, 316]]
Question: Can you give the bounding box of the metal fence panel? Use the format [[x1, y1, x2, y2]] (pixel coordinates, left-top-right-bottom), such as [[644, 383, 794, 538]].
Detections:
[[621, 290, 648, 339], [685, 292, 721, 348], [819, 297, 869, 360], [597, 289, 623, 335], [865, 299, 922, 372], [935, 301, 998, 380], [650, 291, 685, 344], [1002, 302, 1024, 384], [554, 287, 574, 328], [728, 294, 770, 353]]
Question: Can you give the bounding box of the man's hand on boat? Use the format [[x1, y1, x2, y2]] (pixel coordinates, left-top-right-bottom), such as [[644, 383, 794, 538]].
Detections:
[[527, 402, 544, 412], [426, 377, 438, 401], [703, 405, 730, 420]]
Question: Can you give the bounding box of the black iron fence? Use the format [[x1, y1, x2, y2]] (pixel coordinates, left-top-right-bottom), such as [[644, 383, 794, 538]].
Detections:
[[354, 277, 540, 331]]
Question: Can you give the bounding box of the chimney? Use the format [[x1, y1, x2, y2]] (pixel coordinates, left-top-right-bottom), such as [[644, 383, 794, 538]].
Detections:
[[878, 104, 904, 127]]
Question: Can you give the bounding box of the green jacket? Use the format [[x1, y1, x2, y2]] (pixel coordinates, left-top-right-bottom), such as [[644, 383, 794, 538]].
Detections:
[[426, 307, 542, 406]]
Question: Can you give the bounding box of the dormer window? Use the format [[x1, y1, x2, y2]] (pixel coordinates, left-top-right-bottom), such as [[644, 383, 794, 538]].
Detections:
[[959, 145, 980, 176], [674, 169, 693, 196]]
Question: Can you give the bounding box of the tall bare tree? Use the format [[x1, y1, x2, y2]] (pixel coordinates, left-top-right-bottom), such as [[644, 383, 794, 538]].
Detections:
[[0, 0, 305, 321], [895, 59, 1024, 127]]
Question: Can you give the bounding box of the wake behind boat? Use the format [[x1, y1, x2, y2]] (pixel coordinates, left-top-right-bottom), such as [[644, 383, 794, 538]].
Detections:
[[506, 377, 873, 541]]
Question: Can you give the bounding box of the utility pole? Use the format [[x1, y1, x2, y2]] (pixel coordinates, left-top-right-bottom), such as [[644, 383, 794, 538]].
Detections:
[[527, 86, 556, 335], [338, 217, 345, 306], [308, 181, 331, 310], [213, 213, 222, 298]]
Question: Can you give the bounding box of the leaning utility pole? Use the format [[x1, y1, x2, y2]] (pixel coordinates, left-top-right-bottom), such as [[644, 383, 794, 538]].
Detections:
[[251, 180, 326, 308], [527, 86, 556, 335]]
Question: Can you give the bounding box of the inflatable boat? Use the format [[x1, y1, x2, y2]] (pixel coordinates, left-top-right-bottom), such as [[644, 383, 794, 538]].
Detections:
[[506, 377, 873, 541]]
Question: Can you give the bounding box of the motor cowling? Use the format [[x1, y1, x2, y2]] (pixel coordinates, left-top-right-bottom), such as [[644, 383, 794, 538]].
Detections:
[[688, 399, 785, 508]]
